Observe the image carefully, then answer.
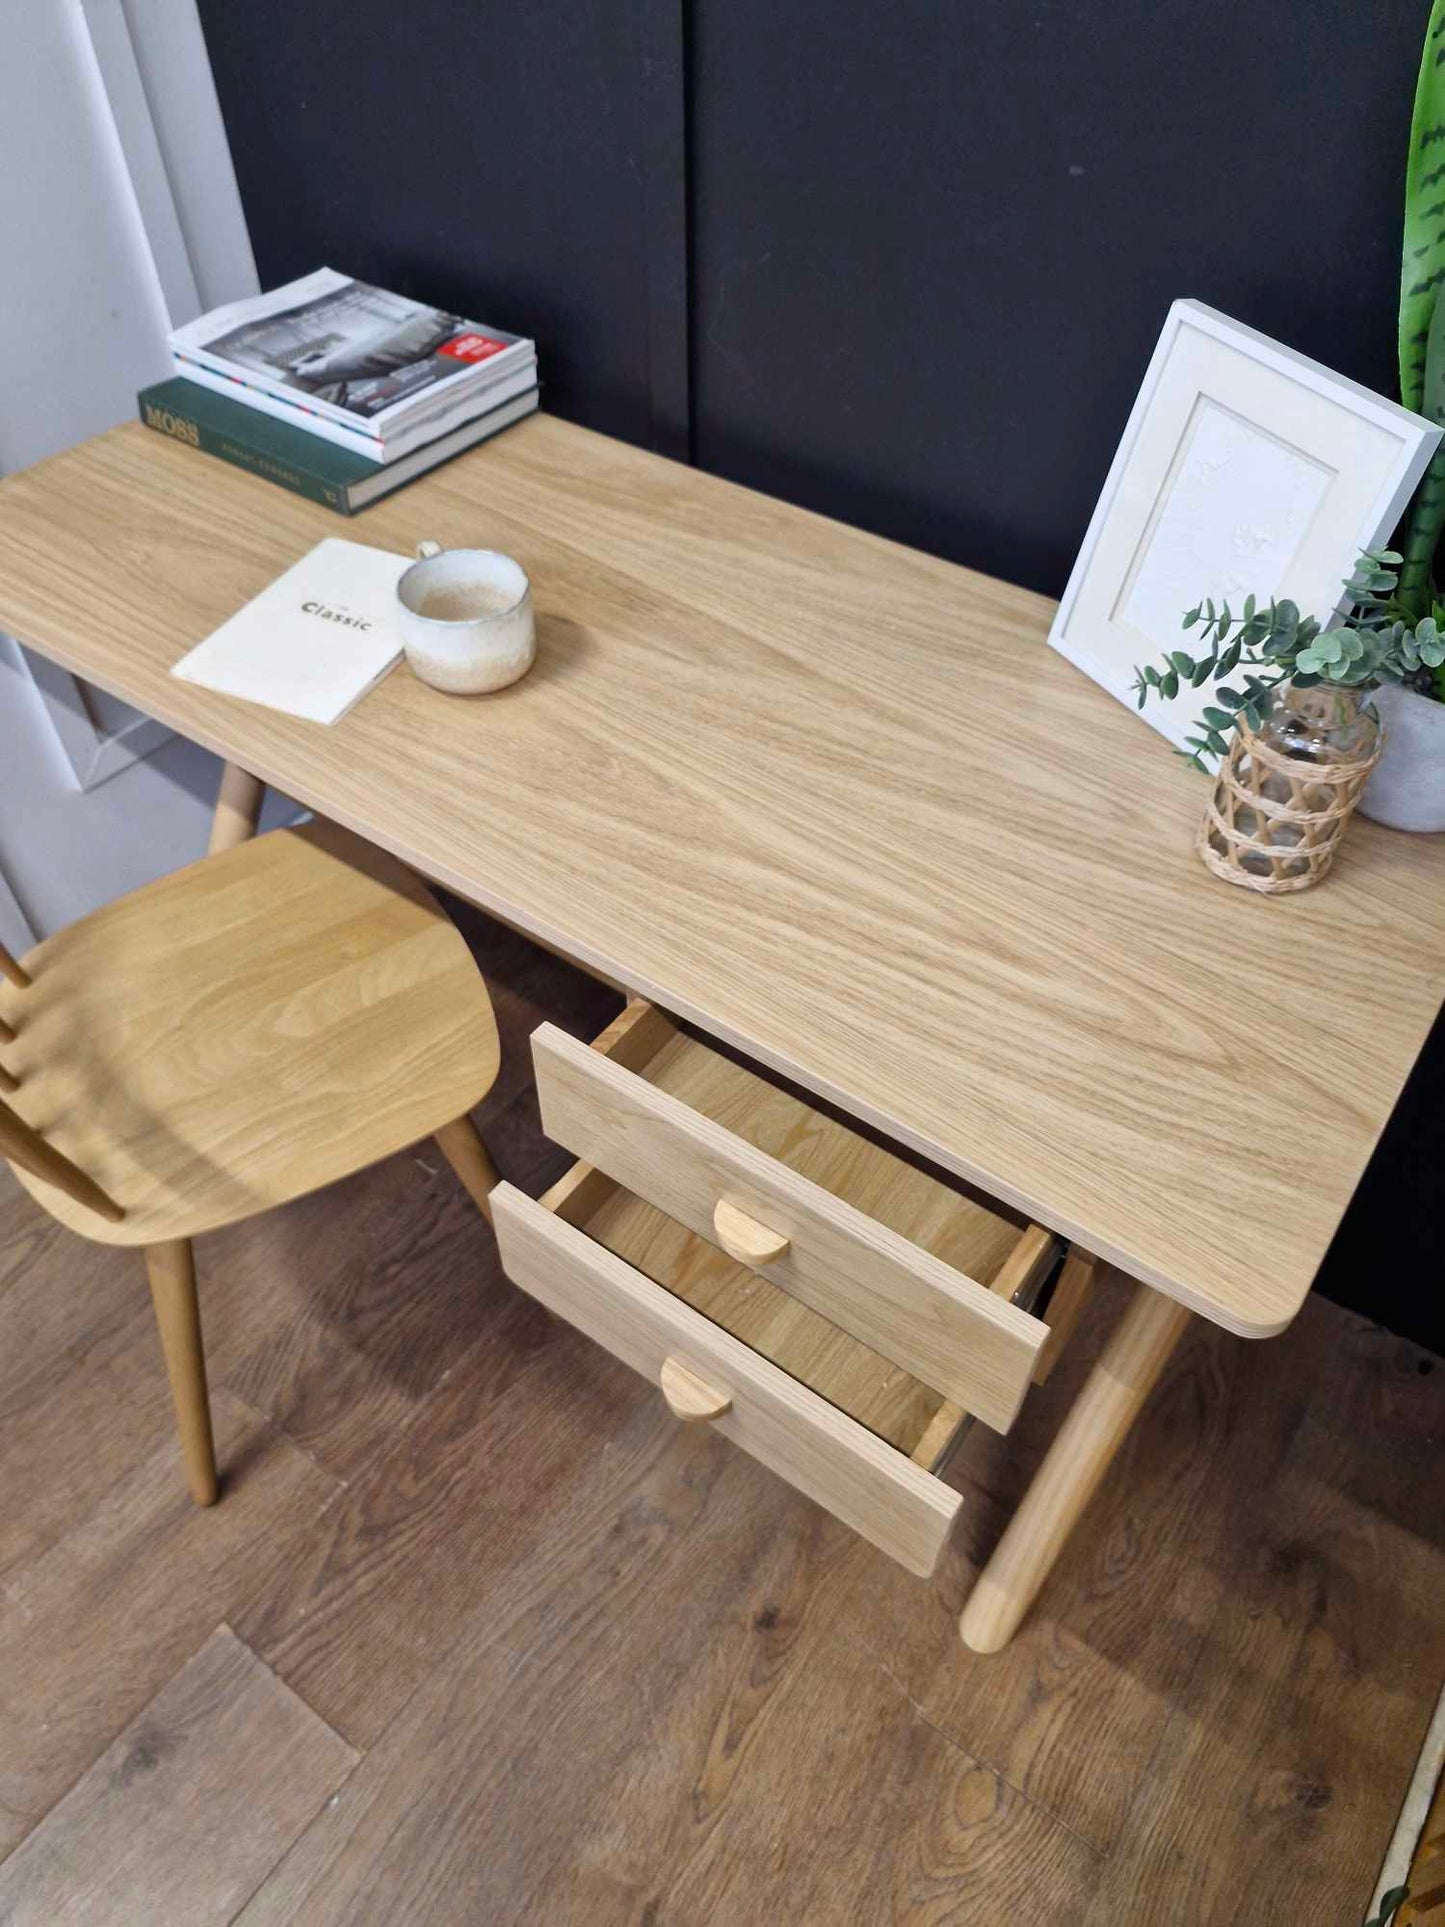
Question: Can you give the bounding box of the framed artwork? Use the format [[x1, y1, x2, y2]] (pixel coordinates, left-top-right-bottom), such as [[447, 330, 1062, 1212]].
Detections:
[[1048, 299, 1442, 750]]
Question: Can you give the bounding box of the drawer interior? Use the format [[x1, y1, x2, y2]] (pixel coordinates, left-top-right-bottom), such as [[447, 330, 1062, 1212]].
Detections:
[[637, 1027, 1030, 1289], [539, 1004, 1057, 1470], [580, 1180, 959, 1462]]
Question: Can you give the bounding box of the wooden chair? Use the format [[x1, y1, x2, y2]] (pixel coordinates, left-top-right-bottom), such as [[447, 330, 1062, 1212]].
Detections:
[[0, 779, 501, 1507]]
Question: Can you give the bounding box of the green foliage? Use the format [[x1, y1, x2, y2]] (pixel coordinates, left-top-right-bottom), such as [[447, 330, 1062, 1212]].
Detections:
[[1364, 1885, 1410, 1927], [1400, 0, 1445, 410], [1397, 319, 1445, 629], [1397, 0, 1445, 648], [1131, 551, 1440, 770]]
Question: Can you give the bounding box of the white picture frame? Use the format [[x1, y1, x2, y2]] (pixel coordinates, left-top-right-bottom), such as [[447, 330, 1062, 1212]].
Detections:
[[1048, 299, 1442, 751]]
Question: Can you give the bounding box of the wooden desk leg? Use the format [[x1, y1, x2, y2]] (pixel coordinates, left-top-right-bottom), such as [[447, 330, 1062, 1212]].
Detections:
[[1032, 1247, 1098, 1384], [959, 1282, 1192, 1654], [208, 762, 264, 856]]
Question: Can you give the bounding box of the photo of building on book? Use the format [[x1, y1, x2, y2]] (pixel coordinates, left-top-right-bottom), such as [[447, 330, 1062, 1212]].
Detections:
[[201, 278, 505, 416], [159, 266, 538, 492]]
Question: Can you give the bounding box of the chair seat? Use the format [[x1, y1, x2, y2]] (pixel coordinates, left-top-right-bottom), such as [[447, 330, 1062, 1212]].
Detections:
[[0, 821, 499, 1245]]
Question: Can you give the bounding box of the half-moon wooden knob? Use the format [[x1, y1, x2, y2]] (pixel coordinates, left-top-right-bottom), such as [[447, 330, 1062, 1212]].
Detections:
[[659, 1356, 732, 1423], [712, 1198, 791, 1268]]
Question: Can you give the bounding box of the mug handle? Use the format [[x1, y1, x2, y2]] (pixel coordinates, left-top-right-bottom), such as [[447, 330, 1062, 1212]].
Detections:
[[415, 539, 443, 560]]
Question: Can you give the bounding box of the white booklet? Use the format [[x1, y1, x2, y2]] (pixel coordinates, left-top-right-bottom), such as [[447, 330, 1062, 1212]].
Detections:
[[172, 537, 408, 724]]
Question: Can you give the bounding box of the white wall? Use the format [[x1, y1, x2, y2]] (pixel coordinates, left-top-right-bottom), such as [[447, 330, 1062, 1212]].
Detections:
[[0, 0, 258, 472], [0, 0, 269, 947], [0, 2, 175, 471], [0, 641, 230, 941], [119, 0, 258, 314]]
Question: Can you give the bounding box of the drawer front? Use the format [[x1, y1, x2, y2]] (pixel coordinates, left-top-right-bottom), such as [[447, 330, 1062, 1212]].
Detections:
[[531, 1022, 1045, 1432], [493, 1182, 962, 1577]]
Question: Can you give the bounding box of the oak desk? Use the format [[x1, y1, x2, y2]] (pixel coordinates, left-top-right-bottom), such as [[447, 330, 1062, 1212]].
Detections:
[[3, 415, 1443, 1647]]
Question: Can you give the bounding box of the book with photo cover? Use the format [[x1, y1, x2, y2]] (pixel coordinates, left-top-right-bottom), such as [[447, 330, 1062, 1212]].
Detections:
[[170, 357, 538, 464], [168, 268, 536, 461], [171, 537, 410, 724]]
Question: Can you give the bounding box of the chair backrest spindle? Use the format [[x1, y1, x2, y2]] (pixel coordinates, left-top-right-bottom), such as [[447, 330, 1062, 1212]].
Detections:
[[0, 1096, 125, 1222], [0, 942, 31, 989]]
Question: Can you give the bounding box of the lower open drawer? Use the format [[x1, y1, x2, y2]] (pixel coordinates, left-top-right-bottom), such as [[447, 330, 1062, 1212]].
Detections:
[[492, 1175, 971, 1576]]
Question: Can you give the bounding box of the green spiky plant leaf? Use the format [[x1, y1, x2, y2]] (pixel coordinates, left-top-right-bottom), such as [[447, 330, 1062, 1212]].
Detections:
[[1399, 0, 1445, 413], [1364, 1885, 1410, 1927], [1398, 285, 1445, 645], [1397, 0, 1445, 681], [1398, 295, 1445, 627]]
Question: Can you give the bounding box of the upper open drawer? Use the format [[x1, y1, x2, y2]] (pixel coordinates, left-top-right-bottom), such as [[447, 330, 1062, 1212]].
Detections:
[[531, 1004, 1051, 1434]]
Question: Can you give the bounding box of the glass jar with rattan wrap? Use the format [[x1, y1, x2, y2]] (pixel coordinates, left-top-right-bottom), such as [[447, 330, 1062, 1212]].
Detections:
[[1197, 682, 1383, 894]]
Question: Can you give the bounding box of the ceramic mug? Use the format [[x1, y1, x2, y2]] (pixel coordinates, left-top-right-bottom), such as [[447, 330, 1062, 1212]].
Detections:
[[395, 540, 535, 694]]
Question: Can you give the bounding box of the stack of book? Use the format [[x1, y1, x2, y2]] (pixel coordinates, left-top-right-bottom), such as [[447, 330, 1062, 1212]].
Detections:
[[139, 268, 538, 514]]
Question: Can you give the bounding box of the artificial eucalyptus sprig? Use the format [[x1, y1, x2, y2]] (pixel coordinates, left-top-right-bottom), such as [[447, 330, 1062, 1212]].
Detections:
[[1131, 549, 1445, 770]]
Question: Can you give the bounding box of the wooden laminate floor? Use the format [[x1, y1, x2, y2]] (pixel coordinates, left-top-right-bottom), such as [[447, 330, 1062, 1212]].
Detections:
[[1, 901, 1442, 1925]]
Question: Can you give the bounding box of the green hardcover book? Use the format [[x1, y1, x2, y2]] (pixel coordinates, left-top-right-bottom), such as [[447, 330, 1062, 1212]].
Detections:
[[137, 376, 539, 514]]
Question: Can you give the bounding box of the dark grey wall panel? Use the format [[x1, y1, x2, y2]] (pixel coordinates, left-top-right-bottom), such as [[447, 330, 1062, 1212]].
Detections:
[[688, 0, 1423, 596], [1316, 1013, 1445, 1357], [197, 0, 687, 452]]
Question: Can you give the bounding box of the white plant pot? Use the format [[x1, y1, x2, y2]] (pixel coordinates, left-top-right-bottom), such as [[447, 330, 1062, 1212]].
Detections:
[[1359, 683, 1445, 832]]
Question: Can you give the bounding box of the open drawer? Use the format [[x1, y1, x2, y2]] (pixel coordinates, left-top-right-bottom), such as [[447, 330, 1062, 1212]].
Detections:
[[528, 1005, 1053, 1430], [492, 1004, 1059, 1578]]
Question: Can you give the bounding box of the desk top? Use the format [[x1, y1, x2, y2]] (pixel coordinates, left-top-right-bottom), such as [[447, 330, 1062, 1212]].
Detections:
[[3, 415, 1443, 1336]]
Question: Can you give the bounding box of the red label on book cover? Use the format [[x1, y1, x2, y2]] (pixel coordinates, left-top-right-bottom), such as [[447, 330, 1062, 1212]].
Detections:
[[438, 333, 506, 364]]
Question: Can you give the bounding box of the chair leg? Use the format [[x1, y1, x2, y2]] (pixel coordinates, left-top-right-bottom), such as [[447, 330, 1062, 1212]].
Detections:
[[143, 1238, 219, 1506], [433, 1114, 501, 1224]]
